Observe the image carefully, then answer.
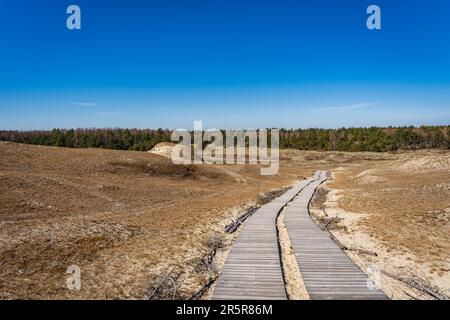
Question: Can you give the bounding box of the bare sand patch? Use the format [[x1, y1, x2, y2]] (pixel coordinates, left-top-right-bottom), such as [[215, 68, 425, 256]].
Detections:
[[277, 208, 309, 300], [310, 152, 450, 300], [149, 142, 175, 159]]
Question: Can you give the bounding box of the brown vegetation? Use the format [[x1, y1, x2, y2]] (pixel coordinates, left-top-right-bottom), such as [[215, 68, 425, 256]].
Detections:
[[0, 141, 314, 299], [1, 141, 448, 299], [310, 150, 450, 299]]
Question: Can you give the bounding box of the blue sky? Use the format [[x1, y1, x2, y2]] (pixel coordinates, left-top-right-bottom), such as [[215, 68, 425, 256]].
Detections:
[[0, 0, 449, 130]]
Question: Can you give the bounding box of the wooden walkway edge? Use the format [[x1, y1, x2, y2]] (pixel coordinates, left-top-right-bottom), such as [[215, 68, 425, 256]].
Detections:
[[284, 170, 388, 300], [212, 178, 315, 300], [213, 170, 388, 300]]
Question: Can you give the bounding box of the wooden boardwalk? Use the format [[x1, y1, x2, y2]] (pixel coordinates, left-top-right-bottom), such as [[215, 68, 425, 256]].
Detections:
[[213, 170, 388, 300], [212, 178, 315, 300], [284, 170, 388, 300]]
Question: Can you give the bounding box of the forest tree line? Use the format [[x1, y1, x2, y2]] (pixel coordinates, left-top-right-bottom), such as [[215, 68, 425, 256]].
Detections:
[[0, 126, 449, 152]]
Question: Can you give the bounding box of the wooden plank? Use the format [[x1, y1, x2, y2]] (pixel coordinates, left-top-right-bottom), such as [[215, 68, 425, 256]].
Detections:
[[212, 177, 315, 300], [284, 170, 389, 300]]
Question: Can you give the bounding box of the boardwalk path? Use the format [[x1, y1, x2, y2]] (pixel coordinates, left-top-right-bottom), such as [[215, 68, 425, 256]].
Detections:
[[212, 177, 316, 300], [213, 171, 388, 300], [285, 170, 388, 300]]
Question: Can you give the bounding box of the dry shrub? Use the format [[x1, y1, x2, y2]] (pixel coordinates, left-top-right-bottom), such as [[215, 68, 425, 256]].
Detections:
[[310, 188, 329, 210], [105, 159, 224, 180], [317, 216, 348, 232], [304, 153, 327, 161]]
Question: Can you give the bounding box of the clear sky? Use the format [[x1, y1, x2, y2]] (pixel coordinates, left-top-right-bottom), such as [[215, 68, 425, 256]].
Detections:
[[0, 0, 449, 130]]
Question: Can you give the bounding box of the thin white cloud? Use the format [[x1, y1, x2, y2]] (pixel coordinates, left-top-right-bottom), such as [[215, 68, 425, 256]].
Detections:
[[309, 102, 382, 112], [73, 102, 99, 107]]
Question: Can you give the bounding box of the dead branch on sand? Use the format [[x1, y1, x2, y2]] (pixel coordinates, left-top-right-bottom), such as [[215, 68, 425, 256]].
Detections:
[[381, 267, 449, 300], [147, 236, 223, 300], [225, 206, 259, 233], [317, 218, 378, 257], [225, 187, 293, 233], [346, 247, 378, 257], [189, 236, 223, 300], [147, 268, 180, 300]]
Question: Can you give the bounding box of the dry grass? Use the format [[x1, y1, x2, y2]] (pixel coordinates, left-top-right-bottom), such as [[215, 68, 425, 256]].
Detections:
[[311, 150, 450, 299], [0, 142, 318, 299], [1, 142, 448, 299], [333, 151, 450, 273]]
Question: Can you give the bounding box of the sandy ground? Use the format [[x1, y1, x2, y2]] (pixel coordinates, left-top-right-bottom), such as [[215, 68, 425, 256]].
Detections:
[[277, 207, 309, 300], [149, 142, 176, 159], [1, 142, 448, 299], [309, 150, 450, 300], [0, 142, 316, 299]]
